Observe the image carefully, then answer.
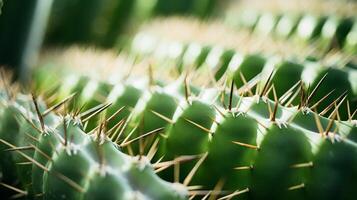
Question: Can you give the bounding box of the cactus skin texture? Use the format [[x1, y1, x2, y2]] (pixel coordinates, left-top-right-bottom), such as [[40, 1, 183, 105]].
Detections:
[[31, 54, 357, 200], [130, 31, 357, 120], [0, 90, 188, 200]]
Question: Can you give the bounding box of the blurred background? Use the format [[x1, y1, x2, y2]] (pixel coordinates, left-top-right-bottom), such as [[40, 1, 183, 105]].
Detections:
[[0, 0, 356, 81], [0, 0, 227, 81]]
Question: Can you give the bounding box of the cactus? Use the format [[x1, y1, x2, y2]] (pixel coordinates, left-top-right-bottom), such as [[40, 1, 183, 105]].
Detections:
[[0, 45, 356, 199], [129, 19, 357, 120], [27, 46, 357, 199], [224, 0, 357, 53], [0, 79, 188, 199], [1, 0, 356, 199]]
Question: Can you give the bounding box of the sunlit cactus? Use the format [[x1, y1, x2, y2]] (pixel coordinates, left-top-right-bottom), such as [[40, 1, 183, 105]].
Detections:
[[0, 0, 356, 199]]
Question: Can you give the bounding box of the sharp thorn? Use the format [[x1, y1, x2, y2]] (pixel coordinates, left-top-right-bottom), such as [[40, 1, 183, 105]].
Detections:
[[217, 188, 249, 200], [119, 125, 138, 145], [310, 89, 335, 110], [228, 79, 234, 111], [18, 112, 42, 134], [82, 103, 112, 123], [234, 165, 253, 170], [0, 183, 27, 195], [147, 138, 160, 162], [201, 191, 211, 200], [108, 119, 125, 137], [174, 158, 180, 183], [350, 108, 357, 120], [78, 103, 104, 118], [189, 190, 230, 196], [347, 100, 351, 121], [327, 93, 348, 119], [154, 155, 199, 169], [279, 80, 301, 103], [208, 178, 225, 200], [42, 93, 77, 116], [290, 162, 313, 168], [307, 73, 328, 105], [30, 144, 52, 161], [31, 94, 45, 133], [16, 162, 33, 165], [238, 72, 254, 96], [183, 152, 208, 186], [184, 73, 191, 104], [213, 105, 226, 118], [0, 139, 48, 172], [324, 111, 337, 137], [109, 119, 125, 141], [319, 91, 347, 116], [285, 84, 301, 107], [313, 109, 324, 136], [232, 141, 260, 150], [270, 85, 279, 122], [120, 127, 164, 147], [184, 118, 213, 134], [260, 70, 274, 97], [106, 106, 125, 123], [63, 117, 68, 146], [288, 183, 305, 191], [4, 146, 34, 152], [115, 117, 131, 143], [150, 109, 174, 124], [51, 171, 85, 193]]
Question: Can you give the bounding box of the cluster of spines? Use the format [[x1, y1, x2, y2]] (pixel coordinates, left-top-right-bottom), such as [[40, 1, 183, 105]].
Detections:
[[32, 61, 357, 199], [0, 87, 188, 199], [130, 31, 356, 120], [3, 3, 357, 199]]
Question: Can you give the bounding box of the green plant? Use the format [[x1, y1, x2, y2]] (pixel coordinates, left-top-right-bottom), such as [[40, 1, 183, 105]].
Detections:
[[0, 82, 187, 200], [224, 0, 357, 53], [130, 26, 356, 120], [30, 49, 357, 199], [1, 1, 356, 198]]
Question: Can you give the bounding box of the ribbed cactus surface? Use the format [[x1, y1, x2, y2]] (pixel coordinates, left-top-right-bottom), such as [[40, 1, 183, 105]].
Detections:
[[130, 30, 357, 120], [0, 89, 187, 200], [30, 56, 357, 199], [1, 0, 357, 199]]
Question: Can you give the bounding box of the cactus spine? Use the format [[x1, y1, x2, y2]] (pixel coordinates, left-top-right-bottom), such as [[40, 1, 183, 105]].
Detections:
[[30, 49, 357, 199], [0, 83, 188, 199], [129, 19, 357, 120]]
